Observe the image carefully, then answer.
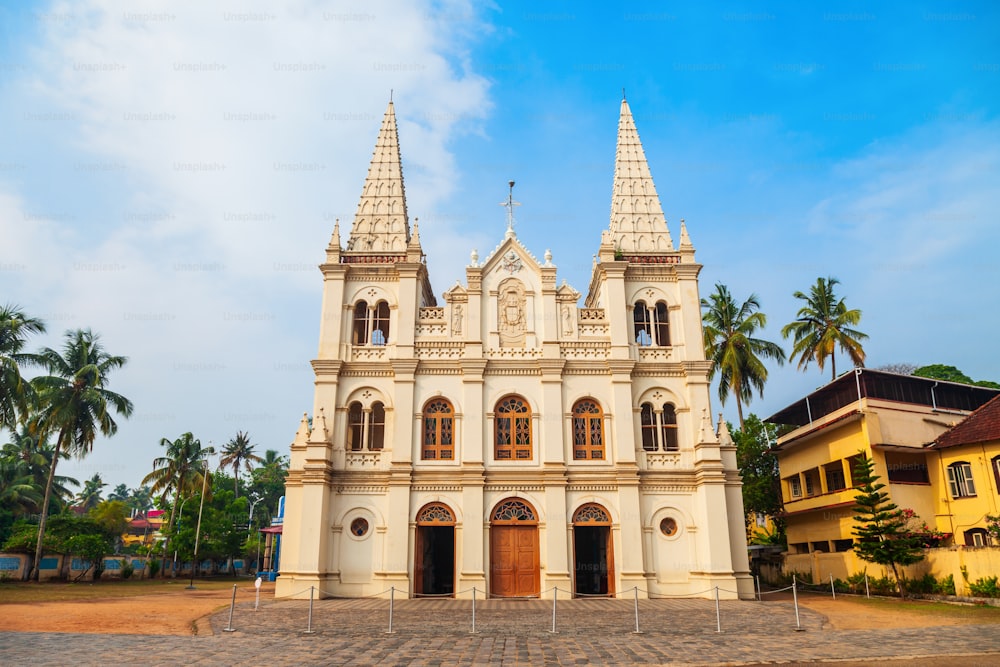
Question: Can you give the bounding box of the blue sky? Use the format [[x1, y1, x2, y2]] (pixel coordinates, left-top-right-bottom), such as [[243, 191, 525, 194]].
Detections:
[[1, 0, 998, 492]]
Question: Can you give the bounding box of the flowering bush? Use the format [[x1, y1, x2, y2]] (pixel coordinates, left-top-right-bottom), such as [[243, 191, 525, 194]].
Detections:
[[900, 508, 951, 547]]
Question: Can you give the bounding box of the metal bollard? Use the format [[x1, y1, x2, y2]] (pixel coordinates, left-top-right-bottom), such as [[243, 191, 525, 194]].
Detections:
[[632, 587, 642, 634], [755, 575, 761, 602], [715, 586, 722, 633], [223, 584, 237, 632], [303, 585, 315, 634], [865, 572, 870, 598], [470, 587, 477, 634], [830, 573, 836, 600], [549, 587, 558, 634], [386, 586, 395, 634], [792, 578, 803, 631]]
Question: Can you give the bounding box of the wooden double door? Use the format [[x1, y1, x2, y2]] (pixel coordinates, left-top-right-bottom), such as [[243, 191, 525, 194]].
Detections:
[[490, 525, 539, 598]]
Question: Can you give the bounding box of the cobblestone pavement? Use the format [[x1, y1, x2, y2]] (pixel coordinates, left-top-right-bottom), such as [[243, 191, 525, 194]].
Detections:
[[2, 597, 1000, 665]]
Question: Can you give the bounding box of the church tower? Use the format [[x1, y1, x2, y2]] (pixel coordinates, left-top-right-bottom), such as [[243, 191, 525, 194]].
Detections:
[[277, 97, 752, 601]]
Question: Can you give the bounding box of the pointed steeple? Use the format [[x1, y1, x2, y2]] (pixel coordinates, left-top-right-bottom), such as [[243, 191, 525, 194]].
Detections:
[[346, 101, 410, 253], [608, 98, 673, 253], [716, 413, 734, 447]]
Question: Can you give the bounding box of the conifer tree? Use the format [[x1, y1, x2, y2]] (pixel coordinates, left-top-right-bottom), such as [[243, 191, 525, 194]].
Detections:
[[851, 452, 924, 596]]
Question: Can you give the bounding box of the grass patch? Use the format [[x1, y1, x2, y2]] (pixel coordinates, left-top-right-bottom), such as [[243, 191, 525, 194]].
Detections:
[[0, 577, 242, 604], [815, 594, 1000, 622]]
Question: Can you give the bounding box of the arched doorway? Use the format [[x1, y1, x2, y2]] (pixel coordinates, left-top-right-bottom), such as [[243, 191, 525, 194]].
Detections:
[[573, 503, 614, 597], [489, 498, 540, 598], [414, 503, 455, 596]]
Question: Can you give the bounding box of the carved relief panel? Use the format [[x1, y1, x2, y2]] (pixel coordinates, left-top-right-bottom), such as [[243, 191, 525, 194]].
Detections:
[[497, 278, 526, 348]]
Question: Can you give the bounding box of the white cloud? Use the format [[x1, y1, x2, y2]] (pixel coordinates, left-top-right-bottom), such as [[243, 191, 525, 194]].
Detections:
[[0, 0, 492, 488]]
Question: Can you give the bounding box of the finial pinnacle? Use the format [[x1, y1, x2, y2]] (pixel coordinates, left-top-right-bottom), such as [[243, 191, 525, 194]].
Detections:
[[389, 89, 393, 103], [622, 87, 626, 102]]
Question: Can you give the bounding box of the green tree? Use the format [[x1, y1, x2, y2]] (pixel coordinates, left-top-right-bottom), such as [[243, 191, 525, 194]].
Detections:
[[219, 431, 263, 498], [76, 473, 107, 511], [782, 276, 868, 381], [247, 449, 288, 525], [0, 305, 46, 431], [729, 414, 785, 543], [1, 418, 78, 511], [913, 364, 1000, 389], [108, 483, 130, 502], [851, 453, 924, 596], [28, 329, 133, 581], [142, 432, 212, 574], [701, 284, 786, 429]]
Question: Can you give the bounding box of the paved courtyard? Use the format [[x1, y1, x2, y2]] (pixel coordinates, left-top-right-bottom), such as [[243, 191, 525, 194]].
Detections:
[[2, 596, 1000, 665]]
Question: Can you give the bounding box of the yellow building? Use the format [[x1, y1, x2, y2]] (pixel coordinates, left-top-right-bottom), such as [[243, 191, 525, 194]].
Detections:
[[766, 369, 998, 555], [928, 394, 1000, 546]]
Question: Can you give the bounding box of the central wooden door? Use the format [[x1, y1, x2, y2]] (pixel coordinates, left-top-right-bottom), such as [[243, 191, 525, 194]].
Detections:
[[490, 498, 540, 598], [490, 526, 539, 597]]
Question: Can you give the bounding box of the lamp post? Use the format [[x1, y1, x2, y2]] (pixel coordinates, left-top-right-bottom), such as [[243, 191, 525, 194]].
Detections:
[[187, 447, 214, 590]]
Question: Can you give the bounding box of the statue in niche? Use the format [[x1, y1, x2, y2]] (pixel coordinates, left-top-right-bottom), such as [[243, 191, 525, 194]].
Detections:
[[451, 304, 463, 336], [561, 304, 574, 336], [498, 278, 526, 347]]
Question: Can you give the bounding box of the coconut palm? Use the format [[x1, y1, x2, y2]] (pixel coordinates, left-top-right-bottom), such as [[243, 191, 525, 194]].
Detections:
[[0, 459, 43, 515], [28, 329, 133, 580], [0, 305, 46, 430], [1, 419, 78, 511], [219, 431, 263, 498], [108, 483, 130, 502], [76, 473, 107, 511], [781, 277, 868, 380], [701, 283, 786, 430], [142, 432, 213, 543]]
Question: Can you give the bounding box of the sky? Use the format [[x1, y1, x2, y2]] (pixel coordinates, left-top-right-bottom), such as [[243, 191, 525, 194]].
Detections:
[[1, 0, 998, 493]]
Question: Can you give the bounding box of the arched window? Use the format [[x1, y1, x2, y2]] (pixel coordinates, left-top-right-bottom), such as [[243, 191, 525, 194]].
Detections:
[[633, 300, 670, 347], [572, 399, 605, 460], [422, 399, 454, 460], [661, 403, 678, 451], [947, 461, 977, 498], [495, 396, 532, 460], [352, 299, 391, 346], [633, 301, 652, 346], [640, 403, 658, 451], [352, 301, 369, 345], [347, 402, 364, 451], [369, 402, 385, 450], [372, 301, 390, 346], [654, 301, 669, 346]]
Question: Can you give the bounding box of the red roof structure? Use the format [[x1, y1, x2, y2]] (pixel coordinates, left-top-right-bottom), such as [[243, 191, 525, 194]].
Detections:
[[932, 394, 1000, 449]]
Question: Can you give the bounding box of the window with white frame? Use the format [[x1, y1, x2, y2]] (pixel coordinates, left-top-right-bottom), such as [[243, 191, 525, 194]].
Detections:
[[947, 461, 977, 498], [352, 299, 390, 346]]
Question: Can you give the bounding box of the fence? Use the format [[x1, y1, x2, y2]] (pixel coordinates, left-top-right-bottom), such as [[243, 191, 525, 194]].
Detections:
[[0, 553, 250, 581], [214, 580, 816, 637]]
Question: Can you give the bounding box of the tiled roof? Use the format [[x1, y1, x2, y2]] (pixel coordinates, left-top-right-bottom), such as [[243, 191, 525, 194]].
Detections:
[[932, 394, 1000, 449]]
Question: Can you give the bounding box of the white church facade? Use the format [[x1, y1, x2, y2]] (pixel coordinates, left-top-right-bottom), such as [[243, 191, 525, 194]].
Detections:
[[276, 99, 753, 600]]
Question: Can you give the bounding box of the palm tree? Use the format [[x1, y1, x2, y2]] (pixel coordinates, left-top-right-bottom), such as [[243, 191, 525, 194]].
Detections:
[[219, 431, 263, 498], [76, 473, 107, 511], [781, 277, 868, 380], [1, 419, 78, 511], [142, 432, 213, 571], [701, 283, 786, 430], [0, 459, 43, 516], [28, 329, 133, 581], [108, 483, 130, 502], [0, 305, 46, 430]]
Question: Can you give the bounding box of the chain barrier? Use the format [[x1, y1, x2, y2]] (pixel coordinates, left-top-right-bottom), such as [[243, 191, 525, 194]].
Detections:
[[228, 580, 815, 636]]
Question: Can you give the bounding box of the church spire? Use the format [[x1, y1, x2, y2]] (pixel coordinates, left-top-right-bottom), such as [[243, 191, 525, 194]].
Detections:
[[346, 100, 410, 253], [608, 98, 673, 253]]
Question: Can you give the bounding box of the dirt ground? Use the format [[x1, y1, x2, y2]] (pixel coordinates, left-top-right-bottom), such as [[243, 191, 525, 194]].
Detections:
[[0, 582, 269, 636], [0, 587, 995, 637]]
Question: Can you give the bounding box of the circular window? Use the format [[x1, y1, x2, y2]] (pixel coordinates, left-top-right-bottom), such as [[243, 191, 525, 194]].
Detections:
[[659, 517, 678, 537], [350, 518, 369, 537]]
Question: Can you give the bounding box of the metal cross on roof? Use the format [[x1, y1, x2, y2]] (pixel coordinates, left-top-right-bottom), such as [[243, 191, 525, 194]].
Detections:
[[500, 180, 520, 236]]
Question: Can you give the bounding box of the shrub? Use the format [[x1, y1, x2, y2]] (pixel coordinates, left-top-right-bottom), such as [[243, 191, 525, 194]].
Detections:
[[121, 560, 135, 580], [968, 576, 1000, 598], [147, 558, 160, 579], [936, 574, 956, 596]]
